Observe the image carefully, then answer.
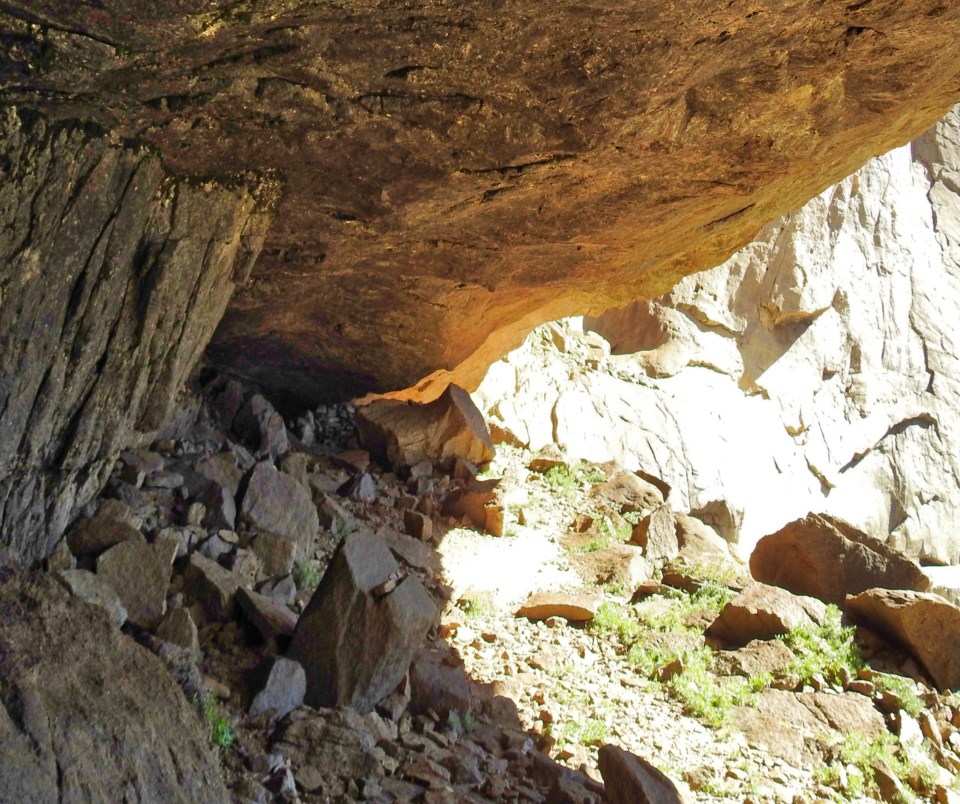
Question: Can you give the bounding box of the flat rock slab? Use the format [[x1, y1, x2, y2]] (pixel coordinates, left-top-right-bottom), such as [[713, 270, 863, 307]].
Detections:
[[240, 460, 319, 553], [96, 541, 168, 630], [0, 569, 227, 803], [846, 588, 960, 691], [516, 591, 601, 623], [237, 586, 298, 641], [249, 656, 306, 721], [750, 514, 930, 605], [54, 568, 128, 628]]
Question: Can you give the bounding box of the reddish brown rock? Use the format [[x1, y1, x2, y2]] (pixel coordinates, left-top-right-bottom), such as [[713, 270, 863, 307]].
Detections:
[[441, 478, 500, 532], [749, 514, 930, 605], [846, 588, 960, 691], [356, 384, 493, 470], [516, 591, 601, 623], [598, 744, 690, 803], [629, 504, 678, 562], [707, 582, 826, 647]]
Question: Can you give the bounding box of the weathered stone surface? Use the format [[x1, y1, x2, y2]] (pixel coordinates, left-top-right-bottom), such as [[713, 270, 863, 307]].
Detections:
[[750, 514, 930, 605], [54, 568, 128, 628], [674, 514, 731, 562], [288, 531, 437, 713], [156, 607, 200, 658], [598, 744, 690, 804], [199, 482, 237, 532], [185, 552, 241, 622], [240, 461, 318, 556], [68, 499, 145, 556], [234, 394, 290, 459], [846, 589, 960, 692], [475, 105, 960, 563], [408, 649, 471, 720], [707, 583, 826, 647], [629, 504, 678, 562], [590, 471, 664, 515], [713, 639, 796, 679], [195, 452, 244, 498], [249, 657, 306, 721], [403, 509, 433, 541], [516, 591, 601, 623], [0, 107, 273, 564], [0, 569, 227, 803], [441, 478, 500, 531], [357, 385, 493, 470], [96, 541, 168, 630], [237, 586, 297, 641]]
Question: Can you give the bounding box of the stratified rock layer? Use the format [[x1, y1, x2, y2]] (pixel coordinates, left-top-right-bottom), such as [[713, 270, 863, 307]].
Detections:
[[0, 108, 273, 563], [0, 569, 227, 803], [1, 2, 959, 403]]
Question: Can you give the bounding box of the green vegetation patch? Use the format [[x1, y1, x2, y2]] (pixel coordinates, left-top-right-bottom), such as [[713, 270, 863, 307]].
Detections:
[[781, 605, 863, 686]]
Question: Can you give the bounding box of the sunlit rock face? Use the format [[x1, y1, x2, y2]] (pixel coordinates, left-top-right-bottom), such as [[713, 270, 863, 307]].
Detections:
[[2, 2, 959, 403], [475, 105, 960, 564]]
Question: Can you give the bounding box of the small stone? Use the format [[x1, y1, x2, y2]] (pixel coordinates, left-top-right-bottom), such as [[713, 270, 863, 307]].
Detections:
[[404, 509, 433, 540], [156, 607, 200, 657], [236, 587, 297, 641], [184, 553, 241, 621], [185, 502, 206, 527], [516, 591, 601, 623]]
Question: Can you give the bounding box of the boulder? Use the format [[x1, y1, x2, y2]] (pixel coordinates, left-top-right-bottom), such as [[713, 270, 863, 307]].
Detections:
[[629, 504, 678, 562], [713, 639, 796, 678], [706, 582, 826, 647], [408, 649, 471, 720], [237, 586, 298, 641], [0, 569, 227, 802], [53, 568, 127, 628], [441, 478, 500, 531], [96, 541, 168, 630], [597, 744, 690, 804], [195, 451, 244, 497], [249, 657, 306, 720], [184, 553, 242, 622], [846, 588, 960, 691], [199, 483, 237, 531], [356, 384, 494, 470], [589, 470, 664, 514], [156, 607, 200, 658], [516, 591, 601, 623], [68, 499, 145, 556], [750, 514, 930, 605], [674, 514, 732, 563], [233, 393, 290, 459], [240, 461, 319, 558], [288, 531, 437, 713]]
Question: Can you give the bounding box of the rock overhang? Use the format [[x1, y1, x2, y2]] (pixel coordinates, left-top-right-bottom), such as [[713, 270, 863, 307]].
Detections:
[[3, 1, 960, 406]]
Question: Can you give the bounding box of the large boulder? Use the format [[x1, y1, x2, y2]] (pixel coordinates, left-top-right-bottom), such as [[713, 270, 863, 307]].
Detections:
[[749, 514, 930, 605], [0, 569, 227, 803], [598, 744, 690, 804], [288, 531, 437, 714], [706, 582, 826, 647], [356, 384, 494, 470], [239, 461, 319, 558], [846, 588, 960, 691], [96, 540, 169, 630]]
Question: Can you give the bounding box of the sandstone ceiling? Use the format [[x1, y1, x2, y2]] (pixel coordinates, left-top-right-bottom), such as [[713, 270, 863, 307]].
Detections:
[[3, 1, 960, 404]]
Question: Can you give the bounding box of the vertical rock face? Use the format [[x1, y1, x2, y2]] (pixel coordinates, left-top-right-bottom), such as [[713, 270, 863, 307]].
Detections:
[[476, 104, 960, 562], [0, 108, 273, 564]]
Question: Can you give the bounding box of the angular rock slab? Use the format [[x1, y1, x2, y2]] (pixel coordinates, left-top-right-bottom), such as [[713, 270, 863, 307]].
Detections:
[[846, 588, 960, 691], [96, 541, 168, 630], [288, 531, 437, 714], [515, 591, 601, 623], [249, 657, 306, 721], [629, 504, 678, 562], [598, 744, 690, 804], [0, 569, 227, 803], [750, 514, 930, 605], [707, 582, 826, 647], [53, 568, 128, 628], [356, 384, 494, 470]]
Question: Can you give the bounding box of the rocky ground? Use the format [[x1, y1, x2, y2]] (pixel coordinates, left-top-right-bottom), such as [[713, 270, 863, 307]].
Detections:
[[17, 368, 960, 804]]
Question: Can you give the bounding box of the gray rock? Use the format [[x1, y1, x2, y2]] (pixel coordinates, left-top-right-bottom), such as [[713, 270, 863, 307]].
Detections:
[[195, 452, 244, 497], [199, 533, 233, 564], [310, 487, 356, 536], [237, 586, 297, 641], [96, 541, 168, 630], [251, 533, 296, 578], [240, 461, 318, 559], [152, 532, 180, 569], [234, 394, 290, 459], [258, 575, 297, 607], [288, 531, 437, 713], [0, 570, 227, 802], [54, 569, 128, 627], [184, 553, 241, 621], [408, 649, 470, 719], [68, 499, 146, 557], [337, 472, 377, 502], [199, 483, 237, 531], [249, 656, 306, 720], [156, 607, 200, 658], [629, 504, 678, 562]]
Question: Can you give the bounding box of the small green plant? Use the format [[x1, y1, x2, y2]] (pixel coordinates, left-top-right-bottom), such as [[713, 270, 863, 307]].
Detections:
[[873, 673, 925, 718], [205, 697, 235, 749], [674, 559, 739, 586], [461, 596, 492, 619], [815, 731, 938, 800], [462, 711, 479, 732], [562, 717, 609, 746], [591, 601, 641, 643], [292, 558, 323, 593], [581, 516, 633, 552], [662, 647, 755, 727], [781, 605, 863, 686], [542, 462, 605, 499]]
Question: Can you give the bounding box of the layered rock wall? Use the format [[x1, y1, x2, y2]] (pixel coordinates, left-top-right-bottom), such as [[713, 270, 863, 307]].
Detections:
[[0, 108, 273, 564], [476, 105, 960, 563]]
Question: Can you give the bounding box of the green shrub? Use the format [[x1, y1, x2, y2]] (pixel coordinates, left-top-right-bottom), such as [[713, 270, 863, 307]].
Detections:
[[205, 697, 235, 749], [815, 731, 939, 799], [873, 673, 925, 718], [292, 558, 323, 593], [781, 605, 863, 685]]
